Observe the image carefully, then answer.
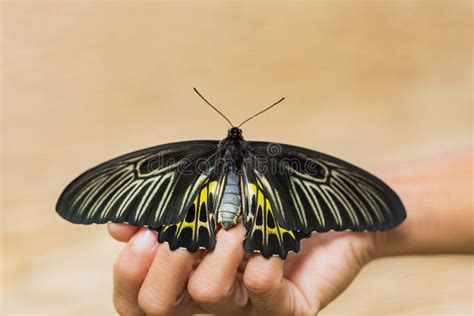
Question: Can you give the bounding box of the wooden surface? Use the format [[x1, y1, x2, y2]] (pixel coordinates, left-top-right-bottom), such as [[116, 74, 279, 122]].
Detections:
[[2, 1, 472, 315]]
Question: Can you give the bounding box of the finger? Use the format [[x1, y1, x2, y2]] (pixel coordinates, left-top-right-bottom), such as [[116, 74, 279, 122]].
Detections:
[[113, 228, 158, 316], [108, 222, 140, 242], [138, 243, 202, 315], [188, 224, 248, 314], [243, 255, 294, 315]]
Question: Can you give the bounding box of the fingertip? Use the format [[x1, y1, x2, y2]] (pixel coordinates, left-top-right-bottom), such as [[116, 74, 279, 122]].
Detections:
[[113, 228, 158, 316], [114, 228, 158, 281], [244, 254, 294, 314], [108, 222, 140, 242], [247, 253, 284, 273], [137, 243, 202, 314], [244, 254, 284, 293], [186, 224, 247, 313]]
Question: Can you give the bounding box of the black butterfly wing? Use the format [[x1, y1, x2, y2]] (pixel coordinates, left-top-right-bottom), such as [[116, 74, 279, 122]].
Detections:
[[241, 141, 406, 259], [156, 167, 227, 252], [56, 141, 220, 235], [241, 160, 310, 259]]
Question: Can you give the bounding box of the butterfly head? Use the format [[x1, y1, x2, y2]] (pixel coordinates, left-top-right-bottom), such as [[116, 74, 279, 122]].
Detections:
[[228, 127, 243, 140]]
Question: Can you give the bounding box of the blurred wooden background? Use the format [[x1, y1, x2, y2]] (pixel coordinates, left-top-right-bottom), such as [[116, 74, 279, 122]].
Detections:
[[2, 1, 472, 315]]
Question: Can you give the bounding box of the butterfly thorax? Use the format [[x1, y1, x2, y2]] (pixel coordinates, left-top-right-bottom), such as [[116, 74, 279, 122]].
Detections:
[[218, 127, 248, 166]]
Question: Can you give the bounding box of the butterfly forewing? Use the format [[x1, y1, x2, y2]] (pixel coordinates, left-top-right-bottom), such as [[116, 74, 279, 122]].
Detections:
[[248, 142, 406, 234], [56, 141, 219, 228]]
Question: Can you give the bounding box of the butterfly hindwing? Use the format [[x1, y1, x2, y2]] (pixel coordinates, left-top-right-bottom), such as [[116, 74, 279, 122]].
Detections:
[[156, 179, 219, 252], [241, 162, 310, 259], [241, 171, 309, 258], [56, 141, 219, 228]]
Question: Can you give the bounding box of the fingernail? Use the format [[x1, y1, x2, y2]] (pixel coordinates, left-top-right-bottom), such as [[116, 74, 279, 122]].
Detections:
[[131, 228, 156, 252]]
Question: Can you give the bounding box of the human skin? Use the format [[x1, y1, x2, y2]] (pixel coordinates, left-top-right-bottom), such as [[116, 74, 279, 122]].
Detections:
[[108, 149, 473, 315]]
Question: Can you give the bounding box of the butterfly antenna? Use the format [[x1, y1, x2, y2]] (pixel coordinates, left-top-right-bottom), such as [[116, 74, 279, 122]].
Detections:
[[238, 97, 285, 128], [194, 88, 234, 127]]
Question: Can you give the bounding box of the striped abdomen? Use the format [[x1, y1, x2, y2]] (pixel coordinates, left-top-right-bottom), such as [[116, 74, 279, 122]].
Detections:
[[218, 170, 241, 229]]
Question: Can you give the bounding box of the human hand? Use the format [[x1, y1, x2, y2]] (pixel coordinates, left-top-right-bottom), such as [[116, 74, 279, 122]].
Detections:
[[109, 221, 377, 315], [108, 149, 473, 315]]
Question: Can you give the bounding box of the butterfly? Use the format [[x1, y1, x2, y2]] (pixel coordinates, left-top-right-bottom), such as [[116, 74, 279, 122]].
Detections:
[[56, 88, 406, 259]]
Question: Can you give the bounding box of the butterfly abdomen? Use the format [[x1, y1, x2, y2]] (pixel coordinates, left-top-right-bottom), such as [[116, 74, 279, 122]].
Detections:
[[218, 169, 241, 229]]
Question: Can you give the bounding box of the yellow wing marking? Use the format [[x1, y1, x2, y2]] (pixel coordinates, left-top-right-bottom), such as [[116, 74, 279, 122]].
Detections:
[[247, 182, 295, 245], [161, 180, 217, 240]]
